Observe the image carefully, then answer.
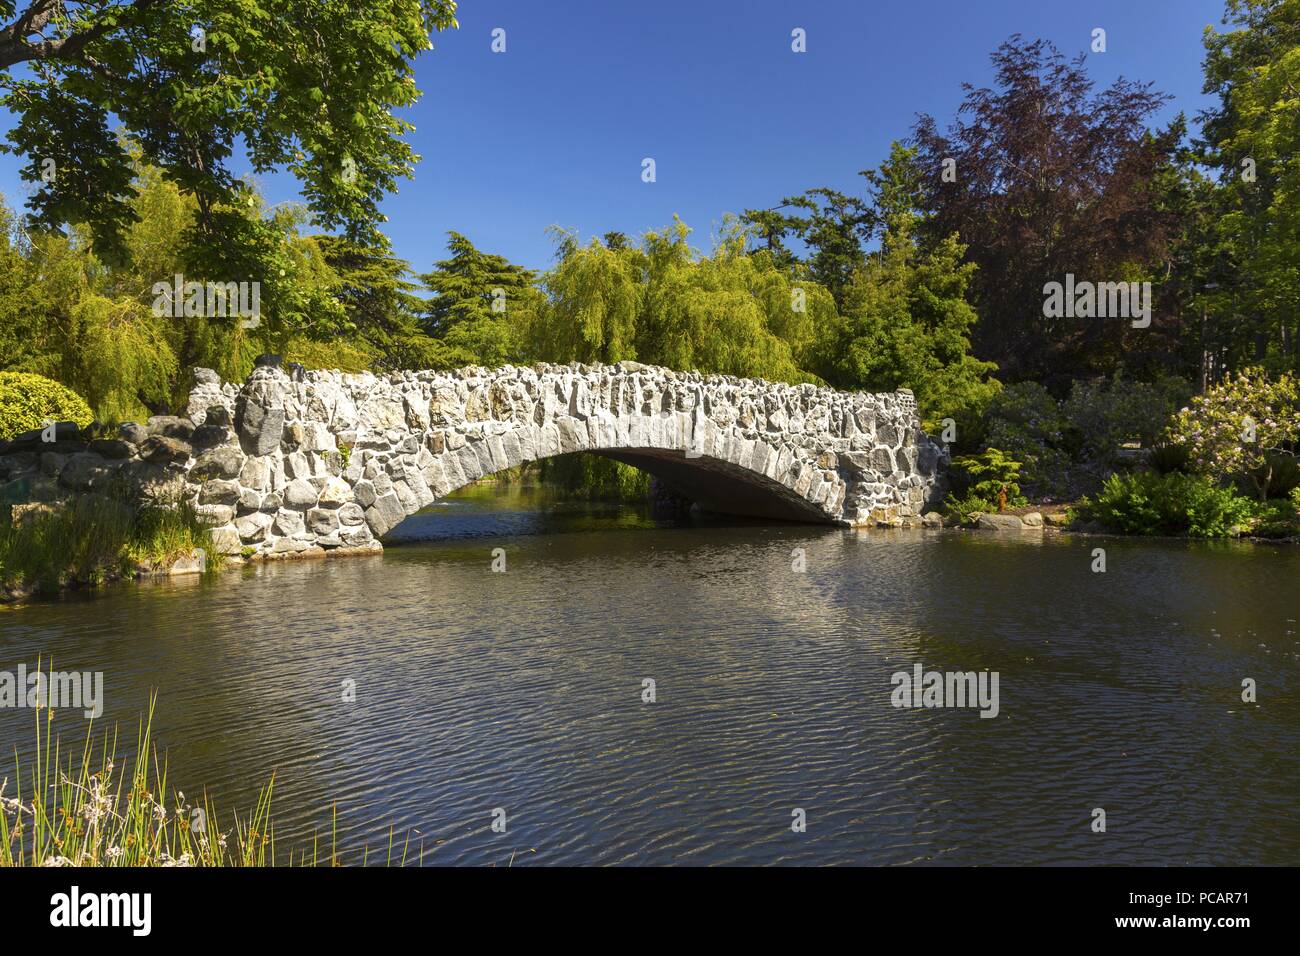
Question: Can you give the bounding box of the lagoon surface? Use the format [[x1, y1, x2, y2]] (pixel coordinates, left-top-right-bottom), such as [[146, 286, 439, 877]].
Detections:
[[3, 486, 1298, 865]]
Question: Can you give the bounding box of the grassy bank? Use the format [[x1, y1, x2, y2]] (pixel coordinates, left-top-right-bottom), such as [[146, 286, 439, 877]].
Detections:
[[0, 495, 218, 600]]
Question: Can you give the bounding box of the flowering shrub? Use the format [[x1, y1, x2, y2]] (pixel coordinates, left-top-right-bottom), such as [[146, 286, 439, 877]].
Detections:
[[1168, 368, 1300, 500]]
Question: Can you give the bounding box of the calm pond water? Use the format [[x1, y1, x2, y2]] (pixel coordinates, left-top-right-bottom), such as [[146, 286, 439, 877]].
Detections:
[[2, 484, 1298, 865]]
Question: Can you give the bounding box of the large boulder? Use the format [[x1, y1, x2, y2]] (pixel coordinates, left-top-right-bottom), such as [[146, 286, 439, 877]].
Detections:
[[190, 424, 230, 448], [976, 513, 1026, 532], [306, 507, 339, 535], [364, 491, 407, 537], [208, 526, 243, 556], [58, 453, 112, 492], [337, 502, 365, 526], [273, 508, 305, 536], [138, 435, 192, 464], [235, 401, 285, 457], [147, 416, 195, 440], [234, 512, 273, 542], [198, 479, 242, 506], [317, 476, 353, 507], [1, 421, 82, 452], [190, 445, 245, 481], [118, 422, 149, 445], [282, 478, 318, 510], [88, 438, 134, 459]]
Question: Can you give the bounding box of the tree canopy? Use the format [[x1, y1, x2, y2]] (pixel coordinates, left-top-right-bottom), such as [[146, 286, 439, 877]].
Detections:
[[0, 0, 457, 268]]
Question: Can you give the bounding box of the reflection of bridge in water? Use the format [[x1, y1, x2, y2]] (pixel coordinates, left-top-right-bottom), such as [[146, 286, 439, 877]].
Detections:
[[0, 361, 948, 558]]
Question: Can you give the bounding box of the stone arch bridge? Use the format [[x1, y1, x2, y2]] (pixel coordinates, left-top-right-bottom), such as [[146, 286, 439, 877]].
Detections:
[[0, 362, 947, 558]]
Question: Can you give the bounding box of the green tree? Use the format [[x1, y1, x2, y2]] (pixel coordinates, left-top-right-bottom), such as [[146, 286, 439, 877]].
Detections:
[[636, 218, 824, 383], [0, 198, 55, 376], [1199, 0, 1300, 373], [0, 0, 457, 265], [742, 187, 872, 307], [913, 36, 1179, 384], [418, 231, 542, 368], [532, 227, 642, 365], [314, 235, 423, 369], [815, 220, 998, 433], [2, 160, 357, 419]]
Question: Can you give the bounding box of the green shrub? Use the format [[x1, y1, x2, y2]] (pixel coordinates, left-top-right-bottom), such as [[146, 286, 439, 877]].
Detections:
[[1249, 497, 1300, 539], [942, 490, 997, 525], [0, 371, 94, 440], [1149, 441, 1191, 475], [1062, 375, 1193, 465], [948, 447, 1027, 504], [982, 375, 1194, 498], [943, 447, 1028, 522], [982, 382, 1073, 497], [1244, 451, 1300, 500], [1075, 472, 1256, 538]]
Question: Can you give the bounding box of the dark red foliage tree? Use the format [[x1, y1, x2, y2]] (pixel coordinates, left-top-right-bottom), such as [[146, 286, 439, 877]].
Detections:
[[913, 36, 1180, 387]]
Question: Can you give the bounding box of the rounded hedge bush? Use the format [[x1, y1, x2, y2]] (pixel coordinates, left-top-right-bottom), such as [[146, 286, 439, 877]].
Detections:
[[0, 372, 94, 440]]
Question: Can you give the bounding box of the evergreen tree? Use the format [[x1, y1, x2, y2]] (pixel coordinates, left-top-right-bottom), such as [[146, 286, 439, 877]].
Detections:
[[418, 231, 542, 367]]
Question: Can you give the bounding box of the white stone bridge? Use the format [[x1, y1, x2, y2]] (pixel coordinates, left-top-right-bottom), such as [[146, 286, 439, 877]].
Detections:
[[0, 361, 948, 558]]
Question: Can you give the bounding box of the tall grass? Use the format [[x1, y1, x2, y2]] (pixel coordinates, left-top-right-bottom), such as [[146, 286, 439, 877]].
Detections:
[[1, 695, 275, 867], [0, 494, 217, 596], [1, 692, 422, 867]]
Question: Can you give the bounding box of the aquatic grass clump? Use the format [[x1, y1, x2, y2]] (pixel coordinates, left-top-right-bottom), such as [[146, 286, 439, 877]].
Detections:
[[0, 496, 134, 591], [0, 693, 423, 867], [125, 503, 219, 570], [0, 494, 218, 596], [1, 697, 275, 867]]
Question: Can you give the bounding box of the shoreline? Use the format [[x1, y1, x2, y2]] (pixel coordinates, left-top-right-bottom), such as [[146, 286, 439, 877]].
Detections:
[[4, 504, 1293, 607]]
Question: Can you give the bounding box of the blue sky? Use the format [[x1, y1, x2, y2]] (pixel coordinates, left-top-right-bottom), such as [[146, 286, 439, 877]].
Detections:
[[0, 0, 1229, 273]]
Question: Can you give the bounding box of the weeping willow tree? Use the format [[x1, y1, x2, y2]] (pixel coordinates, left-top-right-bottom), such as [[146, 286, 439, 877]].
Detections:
[[1, 158, 356, 421], [530, 226, 642, 365], [65, 295, 179, 423], [635, 217, 828, 384], [531, 217, 831, 384], [525, 218, 836, 498]]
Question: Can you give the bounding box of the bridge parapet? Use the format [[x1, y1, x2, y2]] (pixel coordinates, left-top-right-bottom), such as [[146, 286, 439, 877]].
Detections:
[[0, 361, 947, 558]]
